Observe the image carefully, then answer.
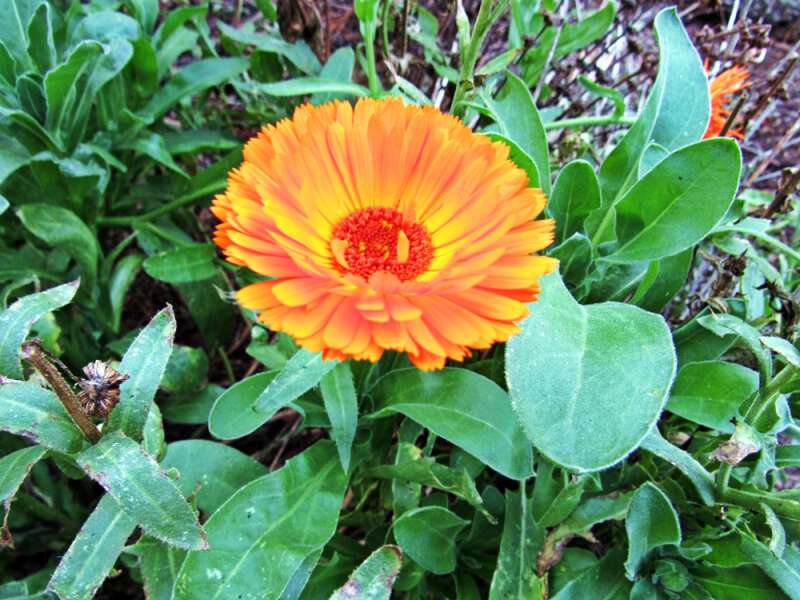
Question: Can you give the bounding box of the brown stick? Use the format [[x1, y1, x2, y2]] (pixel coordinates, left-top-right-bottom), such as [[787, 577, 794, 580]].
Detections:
[[21, 342, 101, 444], [747, 115, 800, 186]]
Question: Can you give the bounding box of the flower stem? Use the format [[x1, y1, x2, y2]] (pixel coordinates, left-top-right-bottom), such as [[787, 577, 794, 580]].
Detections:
[[451, 0, 510, 118], [544, 114, 636, 130], [21, 342, 101, 444], [364, 29, 381, 96]]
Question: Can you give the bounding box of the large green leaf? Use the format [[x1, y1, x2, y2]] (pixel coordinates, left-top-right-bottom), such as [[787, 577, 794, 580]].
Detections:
[[624, 482, 681, 579], [107, 306, 175, 441], [133, 537, 187, 600], [506, 273, 675, 471], [174, 441, 347, 600], [550, 548, 630, 600], [0, 0, 42, 69], [489, 488, 545, 599], [208, 371, 277, 439], [739, 533, 800, 600], [76, 432, 206, 550], [142, 244, 217, 284], [640, 430, 715, 506], [136, 57, 249, 124], [161, 440, 267, 515], [17, 205, 99, 291], [47, 494, 137, 600], [0, 444, 46, 540], [320, 362, 358, 472], [482, 71, 551, 194], [371, 368, 533, 480], [219, 22, 321, 75], [0, 383, 83, 453], [329, 546, 403, 600], [393, 506, 468, 575], [45, 38, 133, 148], [549, 159, 601, 243], [666, 361, 757, 433], [598, 8, 709, 204], [0, 280, 78, 378], [605, 139, 742, 263]]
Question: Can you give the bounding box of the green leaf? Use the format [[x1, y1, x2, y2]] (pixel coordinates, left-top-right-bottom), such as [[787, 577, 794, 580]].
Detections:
[[259, 77, 369, 99], [17, 205, 99, 291], [695, 565, 788, 600], [556, 1, 617, 57], [624, 482, 681, 579], [482, 72, 551, 194], [484, 132, 540, 189], [633, 248, 693, 312], [320, 362, 358, 472], [739, 533, 800, 599], [108, 253, 143, 334], [666, 361, 757, 433], [761, 336, 800, 368], [47, 494, 137, 600], [160, 345, 208, 396], [123, 0, 158, 32], [136, 57, 249, 124], [218, 23, 320, 75], [550, 548, 630, 600], [578, 75, 624, 118], [697, 312, 770, 379], [133, 537, 187, 600], [0, 280, 78, 378], [143, 244, 217, 284], [45, 38, 133, 149], [208, 371, 277, 440], [489, 488, 545, 599], [365, 460, 489, 519], [599, 8, 709, 204], [393, 506, 468, 575], [161, 440, 267, 515], [506, 273, 676, 472], [0, 0, 42, 69], [605, 139, 742, 263], [0, 383, 83, 453], [0, 195, 8, 216], [107, 306, 175, 441], [76, 431, 206, 550], [371, 368, 533, 480], [162, 384, 221, 425], [120, 132, 188, 177], [254, 349, 337, 417], [553, 493, 632, 539], [549, 159, 601, 243], [174, 441, 347, 599], [640, 429, 715, 506], [330, 546, 403, 600], [0, 444, 46, 540], [26, 2, 55, 73]]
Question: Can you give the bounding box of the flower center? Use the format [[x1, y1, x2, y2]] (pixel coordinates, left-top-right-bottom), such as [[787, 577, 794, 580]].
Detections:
[[331, 207, 433, 281]]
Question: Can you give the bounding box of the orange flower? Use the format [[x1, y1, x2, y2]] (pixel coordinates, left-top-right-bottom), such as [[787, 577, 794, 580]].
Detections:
[[704, 65, 749, 139], [212, 98, 556, 370]]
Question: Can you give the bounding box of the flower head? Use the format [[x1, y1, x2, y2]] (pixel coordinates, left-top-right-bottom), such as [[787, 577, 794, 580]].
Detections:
[[704, 65, 749, 139], [213, 98, 556, 370]]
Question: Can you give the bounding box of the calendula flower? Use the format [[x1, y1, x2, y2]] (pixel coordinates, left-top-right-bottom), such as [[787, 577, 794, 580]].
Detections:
[[213, 98, 556, 370], [704, 65, 749, 139]]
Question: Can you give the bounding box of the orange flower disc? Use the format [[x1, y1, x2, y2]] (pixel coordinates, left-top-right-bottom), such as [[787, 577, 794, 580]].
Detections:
[[704, 65, 749, 139], [212, 98, 557, 370]]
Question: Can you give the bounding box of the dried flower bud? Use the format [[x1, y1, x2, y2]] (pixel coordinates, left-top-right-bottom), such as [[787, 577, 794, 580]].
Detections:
[[77, 360, 129, 418]]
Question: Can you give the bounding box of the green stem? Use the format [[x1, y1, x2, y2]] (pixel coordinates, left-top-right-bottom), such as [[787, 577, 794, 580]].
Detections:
[[744, 363, 798, 425], [97, 179, 226, 227], [451, 0, 508, 118], [544, 114, 636, 130], [381, 0, 392, 60], [716, 363, 797, 498], [218, 346, 236, 385], [364, 28, 381, 96]]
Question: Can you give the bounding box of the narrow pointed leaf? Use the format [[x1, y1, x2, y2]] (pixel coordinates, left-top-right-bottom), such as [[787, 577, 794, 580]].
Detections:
[[320, 362, 358, 471], [0, 383, 83, 453], [76, 432, 206, 550], [0, 280, 79, 378], [330, 546, 403, 600], [48, 494, 137, 600], [107, 306, 176, 441]]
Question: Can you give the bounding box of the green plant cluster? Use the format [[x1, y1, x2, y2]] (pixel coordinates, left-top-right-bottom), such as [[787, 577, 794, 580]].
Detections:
[[1, 1, 799, 599]]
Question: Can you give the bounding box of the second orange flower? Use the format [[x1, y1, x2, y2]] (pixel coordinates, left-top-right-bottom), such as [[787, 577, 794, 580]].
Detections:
[[213, 98, 556, 370]]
